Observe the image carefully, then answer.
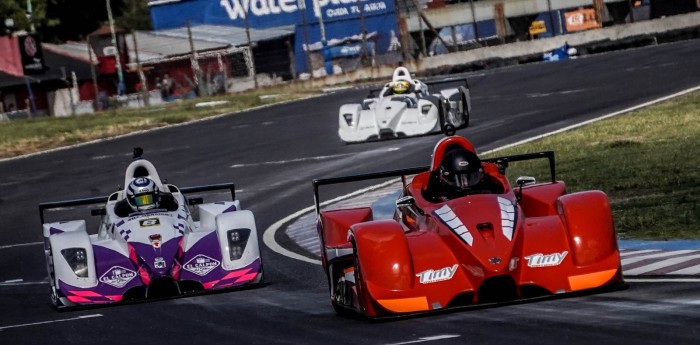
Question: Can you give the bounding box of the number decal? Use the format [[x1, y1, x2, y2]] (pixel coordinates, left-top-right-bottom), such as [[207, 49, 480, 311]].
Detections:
[[139, 218, 160, 227]]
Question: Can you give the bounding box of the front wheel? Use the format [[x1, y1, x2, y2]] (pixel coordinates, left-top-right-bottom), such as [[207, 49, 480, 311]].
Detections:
[[45, 245, 61, 309]]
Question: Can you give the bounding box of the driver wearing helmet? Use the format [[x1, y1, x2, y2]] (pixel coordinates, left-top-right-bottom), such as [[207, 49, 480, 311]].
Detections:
[[424, 145, 504, 202], [391, 80, 411, 95], [126, 177, 161, 212]]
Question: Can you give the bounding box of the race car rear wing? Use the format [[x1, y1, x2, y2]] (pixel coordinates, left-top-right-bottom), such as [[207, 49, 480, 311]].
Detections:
[[312, 151, 555, 215], [39, 183, 237, 224], [366, 76, 469, 98]]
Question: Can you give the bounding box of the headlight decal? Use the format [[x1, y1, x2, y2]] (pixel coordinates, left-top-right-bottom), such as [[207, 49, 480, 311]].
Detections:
[[61, 248, 89, 278], [227, 228, 251, 261], [343, 113, 355, 126]]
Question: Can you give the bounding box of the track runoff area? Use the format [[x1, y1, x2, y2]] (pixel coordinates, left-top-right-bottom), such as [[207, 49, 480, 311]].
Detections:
[[263, 85, 700, 282]]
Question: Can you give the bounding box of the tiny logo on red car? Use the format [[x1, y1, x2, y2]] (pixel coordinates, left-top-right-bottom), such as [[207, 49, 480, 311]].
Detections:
[[525, 251, 568, 267], [416, 264, 458, 284]]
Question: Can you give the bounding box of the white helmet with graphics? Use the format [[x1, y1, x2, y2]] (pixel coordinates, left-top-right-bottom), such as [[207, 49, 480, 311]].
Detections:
[[126, 177, 160, 211]]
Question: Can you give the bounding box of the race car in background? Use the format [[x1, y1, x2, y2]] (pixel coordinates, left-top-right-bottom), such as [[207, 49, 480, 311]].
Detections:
[[313, 135, 624, 318], [338, 67, 471, 143], [40, 149, 263, 309]]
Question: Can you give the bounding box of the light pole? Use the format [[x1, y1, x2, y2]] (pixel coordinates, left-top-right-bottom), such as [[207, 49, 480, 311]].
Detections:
[[106, 0, 125, 96], [242, 12, 258, 88], [26, 0, 35, 32], [311, 0, 333, 75]]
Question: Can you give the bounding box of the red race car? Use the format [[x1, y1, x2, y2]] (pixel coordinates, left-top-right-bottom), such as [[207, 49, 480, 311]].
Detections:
[[313, 135, 624, 318]]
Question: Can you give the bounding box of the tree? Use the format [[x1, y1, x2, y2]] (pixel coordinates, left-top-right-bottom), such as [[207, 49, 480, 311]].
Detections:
[[1, 0, 151, 43], [0, 0, 47, 36]]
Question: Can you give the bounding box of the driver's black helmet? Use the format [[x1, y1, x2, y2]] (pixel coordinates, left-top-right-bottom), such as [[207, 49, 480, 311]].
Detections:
[[438, 147, 483, 192]]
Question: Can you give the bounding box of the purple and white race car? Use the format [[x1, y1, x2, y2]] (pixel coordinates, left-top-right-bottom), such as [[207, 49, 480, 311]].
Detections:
[[40, 151, 263, 309]]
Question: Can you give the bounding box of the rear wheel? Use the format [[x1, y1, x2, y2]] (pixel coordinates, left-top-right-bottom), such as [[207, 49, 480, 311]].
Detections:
[[461, 90, 470, 128]]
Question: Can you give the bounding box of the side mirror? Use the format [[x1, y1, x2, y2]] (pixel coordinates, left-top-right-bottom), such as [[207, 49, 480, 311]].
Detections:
[[396, 195, 415, 208], [516, 176, 536, 187], [396, 195, 424, 215], [515, 176, 536, 202]]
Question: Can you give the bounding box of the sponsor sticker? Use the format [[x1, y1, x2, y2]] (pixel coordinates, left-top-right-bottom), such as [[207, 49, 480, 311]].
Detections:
[[525, 251, 568, 268], [154, 257, 166, 269], [416, 264, 458, 284], [149, 234, 162, 248], [139, 218, 160, 227], [183, 254, 220, 276], [99, 266, 137, 288]]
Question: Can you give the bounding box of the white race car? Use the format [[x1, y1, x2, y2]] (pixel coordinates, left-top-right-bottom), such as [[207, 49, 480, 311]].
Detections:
[[40, 149, 263, 309], [338, 67, 471, 143]]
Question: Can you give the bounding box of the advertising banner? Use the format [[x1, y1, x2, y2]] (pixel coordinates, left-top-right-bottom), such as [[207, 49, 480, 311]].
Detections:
[[149, 0, 394, 30], [564, 9, 601, 32], [150, 0, 398, 74], [18, 34, 45, 75], [293, 10, 398, 73]]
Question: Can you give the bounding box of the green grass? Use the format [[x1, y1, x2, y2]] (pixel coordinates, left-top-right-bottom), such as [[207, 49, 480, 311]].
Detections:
[[483, 90, 700, 240], [0, 85, 324, 159]]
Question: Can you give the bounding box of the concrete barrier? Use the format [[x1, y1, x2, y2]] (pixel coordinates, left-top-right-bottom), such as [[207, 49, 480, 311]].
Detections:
[[295, 11, 700, 87]]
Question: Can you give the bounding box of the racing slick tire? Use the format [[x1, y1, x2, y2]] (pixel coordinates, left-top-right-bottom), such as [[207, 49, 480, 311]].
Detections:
[[439, 101, 457, 136], [460, 87, 470, 128], [45, 244, 62, 309]]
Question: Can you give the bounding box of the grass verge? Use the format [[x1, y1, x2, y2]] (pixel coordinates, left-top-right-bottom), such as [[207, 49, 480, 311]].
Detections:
[[0, 85, 324, 159], [484, 90, 700, 240]]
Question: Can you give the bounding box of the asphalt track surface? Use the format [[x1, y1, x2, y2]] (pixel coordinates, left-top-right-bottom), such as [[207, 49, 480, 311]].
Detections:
[[1, 40, 700, 344]]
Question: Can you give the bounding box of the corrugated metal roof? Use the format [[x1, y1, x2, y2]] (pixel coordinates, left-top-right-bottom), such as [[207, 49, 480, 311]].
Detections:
[[35, 25, 295, 66], [127, 30, 227, 60], [43, 42, 94, 63], [152, 25, 295, 47]]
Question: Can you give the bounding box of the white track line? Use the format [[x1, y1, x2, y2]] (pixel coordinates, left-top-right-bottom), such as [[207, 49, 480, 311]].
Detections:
[[263, 84, 700, 263], [624, 278, 700, 283], [621, 250, 698, 265], [620, 249, 661, 256], [667, 263, 700, 275], [478, 85, 700, 155], [624, 254, 700, 275], [0, 280, 47, 286], [231, 152, 355, 168], [0, 242, 42, 250], [384, 335, 461, 345], [262, 179, 401, 265], [0, 314, 102, 331]]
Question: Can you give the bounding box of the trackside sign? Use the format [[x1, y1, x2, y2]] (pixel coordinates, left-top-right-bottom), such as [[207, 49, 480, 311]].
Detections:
[[148, 0, 394, 30]]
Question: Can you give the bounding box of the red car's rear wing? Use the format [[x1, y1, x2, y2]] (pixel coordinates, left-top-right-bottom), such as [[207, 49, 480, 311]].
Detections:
[[38, 183, 237, 224], [312, 151, 555, 215]]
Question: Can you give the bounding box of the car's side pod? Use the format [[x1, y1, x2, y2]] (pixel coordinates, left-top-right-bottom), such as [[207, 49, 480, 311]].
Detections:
[[347, 220, 414, 316], [319, 208, 373, 250], [215, 210, 259, 271], [347, 220, 414, 292], [558, 191, 619, 267]]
